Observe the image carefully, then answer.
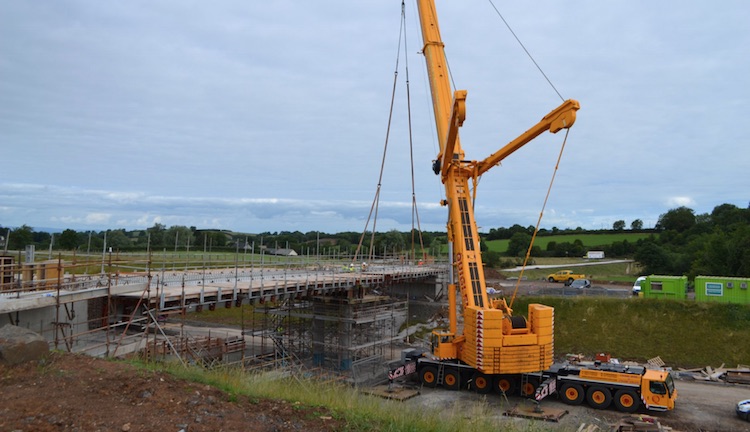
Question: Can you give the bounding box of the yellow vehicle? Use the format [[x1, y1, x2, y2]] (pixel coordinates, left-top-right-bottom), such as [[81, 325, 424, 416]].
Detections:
[[411, 0, 579, 393], [534, 361, 678, 412], [547, 270, 587, 284]]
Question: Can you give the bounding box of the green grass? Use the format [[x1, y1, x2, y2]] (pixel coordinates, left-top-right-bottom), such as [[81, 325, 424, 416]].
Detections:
[[509, 261, 644, 284], [512, 297, 750, 368], [485, 232, 653, 254], [143, 362, 546, 432]]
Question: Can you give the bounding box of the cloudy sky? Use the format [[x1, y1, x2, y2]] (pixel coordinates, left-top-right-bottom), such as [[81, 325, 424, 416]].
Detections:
[[1, 1, 748, 235]]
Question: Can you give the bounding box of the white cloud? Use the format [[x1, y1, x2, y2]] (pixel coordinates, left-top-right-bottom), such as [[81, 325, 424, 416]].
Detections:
[[666, 197, 696, 208], [1, 2, 748, 234]]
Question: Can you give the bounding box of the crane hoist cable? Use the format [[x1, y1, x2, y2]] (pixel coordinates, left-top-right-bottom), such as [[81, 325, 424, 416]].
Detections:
[[404, 1, 427, 262], [480, 0, 574, 307], [509, 127, 571, 309], [487, 0, 565, 102], [354, 1, 426, 263]]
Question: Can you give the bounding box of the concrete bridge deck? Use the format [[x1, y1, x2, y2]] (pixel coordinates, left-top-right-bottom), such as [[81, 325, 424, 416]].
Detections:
[[0, 264, 446, 314]]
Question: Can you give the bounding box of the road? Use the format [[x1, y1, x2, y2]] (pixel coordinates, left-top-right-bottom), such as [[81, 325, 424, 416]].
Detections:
[[502, 259, 634, 272]]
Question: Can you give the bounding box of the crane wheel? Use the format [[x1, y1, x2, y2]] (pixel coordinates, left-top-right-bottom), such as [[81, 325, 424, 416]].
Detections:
[[560, 383, 584, 405], [520, 378, 539, 397], [420, 366, 438, 388], [443, 369, 460, 390], [494, 376, 518, 396], [586, 386, 612, 409], [613, 389, 640, 413], [471, 373, 492, 394]]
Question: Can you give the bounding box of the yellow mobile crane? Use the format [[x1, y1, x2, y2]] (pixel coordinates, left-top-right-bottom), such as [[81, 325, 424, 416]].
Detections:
[[412, 0, 579, 394]]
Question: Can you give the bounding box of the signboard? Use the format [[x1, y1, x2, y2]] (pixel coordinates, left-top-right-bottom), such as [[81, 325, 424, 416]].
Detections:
[[535, 377, 557, 401], [388, 360, 417, 381], [705, 282, 723, 297]]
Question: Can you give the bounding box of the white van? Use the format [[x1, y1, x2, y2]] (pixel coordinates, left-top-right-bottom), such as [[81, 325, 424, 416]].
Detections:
[[632, 276, 646, 295]]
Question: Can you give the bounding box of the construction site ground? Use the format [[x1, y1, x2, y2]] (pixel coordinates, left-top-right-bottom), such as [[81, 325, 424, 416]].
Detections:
[[405, 380, 750, 431], [2, 277, 748, 431], [1, 352, 749, 432]]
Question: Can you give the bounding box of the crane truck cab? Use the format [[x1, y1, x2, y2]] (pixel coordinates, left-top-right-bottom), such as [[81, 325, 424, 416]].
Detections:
[[536, 361, 677, 412]]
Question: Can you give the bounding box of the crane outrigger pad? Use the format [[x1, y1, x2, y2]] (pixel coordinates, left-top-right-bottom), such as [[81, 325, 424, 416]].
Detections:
[[504, 404, 568, 422], [363, 384, 420, 401]]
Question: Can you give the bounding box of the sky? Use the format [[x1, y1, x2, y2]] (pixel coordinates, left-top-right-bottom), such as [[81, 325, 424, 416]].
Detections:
[[1, 1, 749, 235]]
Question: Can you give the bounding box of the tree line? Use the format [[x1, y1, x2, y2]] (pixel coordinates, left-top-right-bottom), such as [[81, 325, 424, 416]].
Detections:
[[2, 202, 748, 277], [0, 223, 444, 260], [635, 203, 750, 278]]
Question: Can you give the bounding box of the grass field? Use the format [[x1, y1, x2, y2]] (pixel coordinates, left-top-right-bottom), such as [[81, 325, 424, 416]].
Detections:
[[485, 232, 654, 254], [512, 296, 750, 368], [506, 260, 644, 284]]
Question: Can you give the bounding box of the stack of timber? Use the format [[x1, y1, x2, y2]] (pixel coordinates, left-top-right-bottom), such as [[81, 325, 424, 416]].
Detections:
[[677, 363, 750, 383], [611, 415, 680, 432]]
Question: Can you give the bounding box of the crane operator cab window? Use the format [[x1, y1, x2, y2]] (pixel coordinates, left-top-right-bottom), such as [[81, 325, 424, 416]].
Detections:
[[649, 380, 667, 395], [431, 332, 453, 351]]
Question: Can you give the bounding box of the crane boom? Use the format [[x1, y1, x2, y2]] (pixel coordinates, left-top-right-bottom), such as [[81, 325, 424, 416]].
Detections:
[[416, 0, 579, 377]]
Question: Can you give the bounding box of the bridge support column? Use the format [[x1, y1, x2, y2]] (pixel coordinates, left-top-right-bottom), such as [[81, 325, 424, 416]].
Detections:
[[312, 301, 325, 366]]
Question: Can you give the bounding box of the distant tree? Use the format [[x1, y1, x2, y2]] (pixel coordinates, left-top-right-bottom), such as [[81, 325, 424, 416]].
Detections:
[[7, 225, 33, 250], [612, 220, 626, 230], [376, 230, 406, 255], [630, 219, 644, 230], [656, 207, 696, 233], [146, 223, 167, 248], [165, 226, 194, 250], [692, 225, 750, 277], [711, 203, 749, 228], [634, 240, 673, 274], [429, 237, 443, 257], [106, 230, 131, 250], [483, 250, 501, 268], [58, 229, 79, 250], [506, 232, 532, 257]]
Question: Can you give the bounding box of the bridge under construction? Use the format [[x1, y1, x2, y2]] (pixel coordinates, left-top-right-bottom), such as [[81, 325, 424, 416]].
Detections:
[[0, 253, 447, 382]]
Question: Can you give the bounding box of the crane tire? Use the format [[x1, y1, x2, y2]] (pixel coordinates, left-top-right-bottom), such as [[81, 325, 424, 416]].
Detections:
[[443, 369, 460, 390], [520, 378, 540, 397], [586, 386, 612, 409], [471, 373, 493, 394], [420, 366, 438, 388], [560, 383, 584, 405], [494, 376, 518, 396], [613, 389, 640, 413]]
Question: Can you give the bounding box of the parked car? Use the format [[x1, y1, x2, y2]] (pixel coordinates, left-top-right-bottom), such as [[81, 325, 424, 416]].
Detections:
[[632, 276, 646, 295], [738, 399, 750, 421], [568, 279, 591, 289]]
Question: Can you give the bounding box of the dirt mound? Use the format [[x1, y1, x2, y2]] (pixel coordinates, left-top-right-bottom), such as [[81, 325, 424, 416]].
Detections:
[[0, 352, 343, 432]]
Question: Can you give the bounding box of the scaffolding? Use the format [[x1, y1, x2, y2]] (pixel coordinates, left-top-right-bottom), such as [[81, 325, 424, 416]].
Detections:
[[266, 295, 408, 384], [0, 252, 439, 383]]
